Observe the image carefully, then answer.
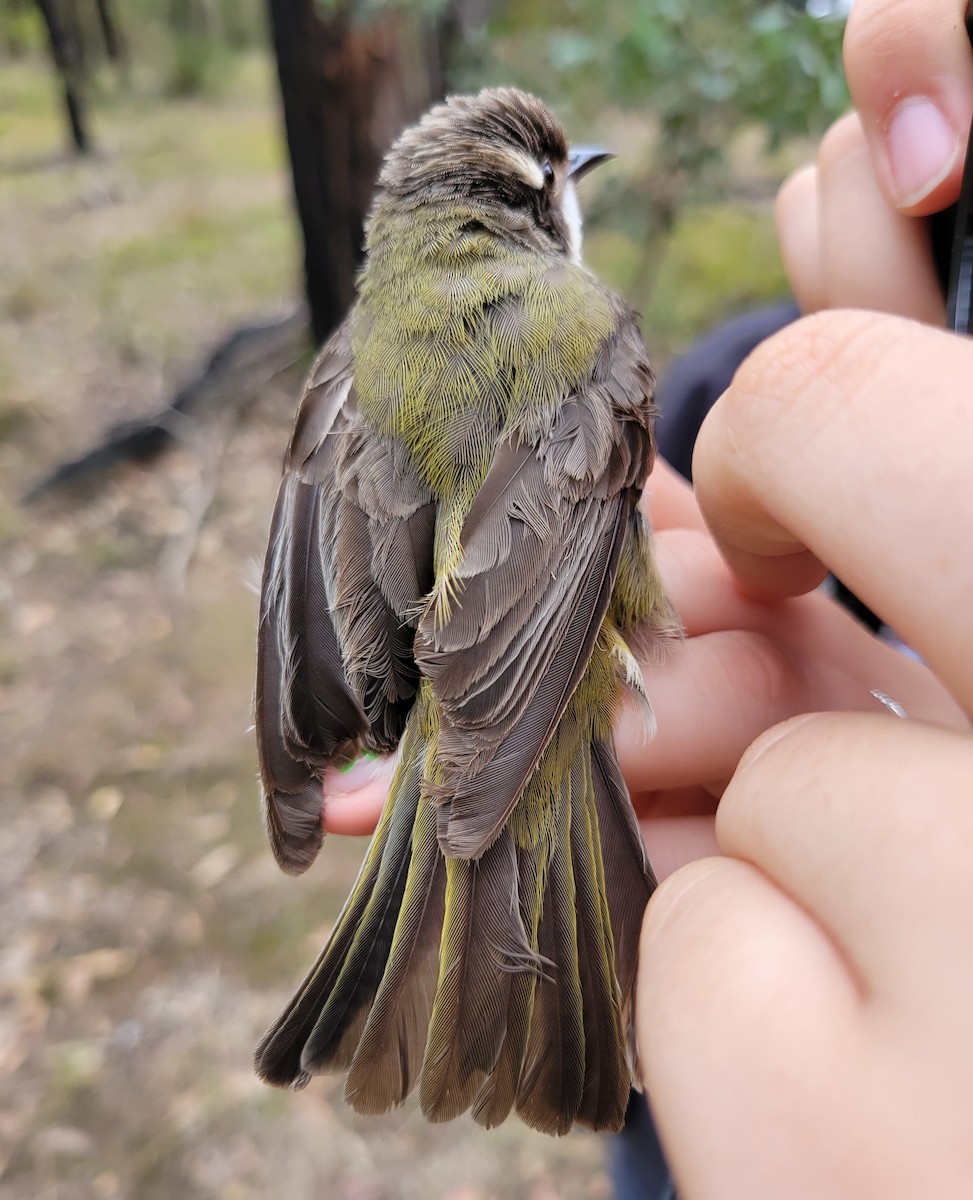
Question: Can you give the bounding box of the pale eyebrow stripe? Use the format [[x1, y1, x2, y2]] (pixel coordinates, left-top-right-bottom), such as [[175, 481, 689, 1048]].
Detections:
[[499, 146, 545, 190]]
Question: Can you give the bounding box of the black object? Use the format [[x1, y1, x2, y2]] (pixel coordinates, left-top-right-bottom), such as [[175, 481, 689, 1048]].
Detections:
[[656, 302, 883, 635], [931, 0, 973, 328], [656, 303, 801, 482]]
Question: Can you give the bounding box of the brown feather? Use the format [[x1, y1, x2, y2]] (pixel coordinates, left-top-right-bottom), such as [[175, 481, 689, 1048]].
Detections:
[[345, 794, 445, 1113], [571, 750, 629, 1131], [255, 473, 367, 875], [300, 733, 425, 1075], [253, 763, 403, 1086], [470, 838, 545, 1129], [427, 495, 631, 860], [591, 736, 656, 1073], [419, 828, 540, 1123], [514, 762, 586, 1136]]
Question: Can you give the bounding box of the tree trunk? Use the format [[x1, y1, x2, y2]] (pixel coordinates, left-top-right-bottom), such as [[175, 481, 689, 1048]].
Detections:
[[34, 0, 90, 154], [60, 0, 87, 73], [265, 0, 444, 343], [93, 0, 125, 64]]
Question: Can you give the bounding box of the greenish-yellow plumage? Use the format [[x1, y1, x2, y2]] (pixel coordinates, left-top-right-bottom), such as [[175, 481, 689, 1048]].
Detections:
[[253, 86, 678, 1135]]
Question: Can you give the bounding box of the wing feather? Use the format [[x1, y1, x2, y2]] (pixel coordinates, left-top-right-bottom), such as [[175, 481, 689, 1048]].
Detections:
[[255, 323, 435, 873]]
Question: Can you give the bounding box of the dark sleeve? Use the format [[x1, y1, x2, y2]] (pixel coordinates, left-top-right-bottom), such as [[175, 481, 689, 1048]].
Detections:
[[655, 302, 801, 482], [654, 300, 881, 632]]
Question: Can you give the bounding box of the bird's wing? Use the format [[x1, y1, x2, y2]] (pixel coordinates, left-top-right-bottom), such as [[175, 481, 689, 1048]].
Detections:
[[416, 304, 657, 860], [256, 323, 436, 875]]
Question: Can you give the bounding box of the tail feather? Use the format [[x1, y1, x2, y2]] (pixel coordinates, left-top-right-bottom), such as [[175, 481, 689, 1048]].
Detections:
[[301, 736, 424, 1074], [591, 737, 656, 1073], [253, 721, 420, 1087], [514, 767, 586, 1136], [345, 797, 445, 1112], [419, 827, 540, 1123], [470, 839, 545, 1129], [254, 806, 392, 1087], [256, 700, 655, 1132], [572, 750, 629, 1131]]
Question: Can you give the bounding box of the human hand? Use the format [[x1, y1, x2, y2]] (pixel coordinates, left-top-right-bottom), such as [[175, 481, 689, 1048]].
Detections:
[[775, 0, 973, 321], [635, 8, 973, 1194], [641, 305, 973, 1198], [320, 452, 963, 886], [616, 461, 963, 881]]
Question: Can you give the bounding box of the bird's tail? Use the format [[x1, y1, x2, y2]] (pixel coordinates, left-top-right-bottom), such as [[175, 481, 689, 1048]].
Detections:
[[254, 685, 656, 1135]]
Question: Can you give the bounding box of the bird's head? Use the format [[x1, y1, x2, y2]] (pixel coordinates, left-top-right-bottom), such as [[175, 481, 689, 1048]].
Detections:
[[371, 87, 611, 264]]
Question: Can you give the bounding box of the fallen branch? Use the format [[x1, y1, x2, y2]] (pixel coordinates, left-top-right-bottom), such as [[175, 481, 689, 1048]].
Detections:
[[24, 307, 310, 504]]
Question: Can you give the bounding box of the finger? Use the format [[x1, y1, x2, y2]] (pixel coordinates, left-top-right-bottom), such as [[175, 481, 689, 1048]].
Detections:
[[805, 113, 943, 322], [693, 310, 973, 714], [844, 0, 972, 213], [717, 712, 973, 1010], [323, 755, 396, 835], [619, 622, 940, 796], [638, 814, 719, 882], [776, 164, 827, 313], [650, 525, 966, 717], [639, 855, 862, 1198], [643, 457, 707, 532]]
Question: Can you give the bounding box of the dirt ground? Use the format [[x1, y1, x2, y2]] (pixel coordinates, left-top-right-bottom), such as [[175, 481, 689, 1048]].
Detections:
[[0, 57, 625, 1200]]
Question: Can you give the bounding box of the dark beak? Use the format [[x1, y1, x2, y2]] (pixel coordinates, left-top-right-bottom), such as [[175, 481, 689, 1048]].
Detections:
[[568, 145, 614, 181]]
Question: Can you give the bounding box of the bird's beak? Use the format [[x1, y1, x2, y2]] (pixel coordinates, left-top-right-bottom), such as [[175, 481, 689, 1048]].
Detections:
[[568, 146, 614, 181]]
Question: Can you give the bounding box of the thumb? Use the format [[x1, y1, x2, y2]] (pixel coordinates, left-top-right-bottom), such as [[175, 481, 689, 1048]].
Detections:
[[843, 0, 971, 213]]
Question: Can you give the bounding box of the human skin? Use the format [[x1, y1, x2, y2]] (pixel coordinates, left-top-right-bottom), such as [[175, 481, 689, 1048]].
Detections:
[[637, 1, 973, 1196]]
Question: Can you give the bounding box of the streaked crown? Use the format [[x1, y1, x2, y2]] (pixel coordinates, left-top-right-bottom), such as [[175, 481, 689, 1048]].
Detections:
[[372, 88, 602, 263]]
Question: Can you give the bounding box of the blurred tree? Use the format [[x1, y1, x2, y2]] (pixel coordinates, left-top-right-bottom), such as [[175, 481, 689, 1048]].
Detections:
[[93, 0, 123, 63], [34, 0, 90, 152], [169, 0, 208, 36], [28, 0, 464, 496], [486, 0, 848, 298], [266, 0, 447, 342], [61, 0, 87, 71]]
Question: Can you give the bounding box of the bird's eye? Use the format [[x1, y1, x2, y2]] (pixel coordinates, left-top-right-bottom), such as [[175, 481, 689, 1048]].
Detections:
[[541, 160, 555, 186]]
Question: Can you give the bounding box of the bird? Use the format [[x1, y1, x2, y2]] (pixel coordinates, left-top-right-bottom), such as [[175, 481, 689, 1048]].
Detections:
[[252, 86, 678, 1136]]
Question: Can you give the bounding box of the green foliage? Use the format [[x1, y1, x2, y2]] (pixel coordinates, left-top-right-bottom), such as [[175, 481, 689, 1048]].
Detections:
[[488, 0, 848, 190], [645, 205, 789, 344], [164, 33, 232, 97], [476, 0, 848, 338], [0, 1, 44, 57]]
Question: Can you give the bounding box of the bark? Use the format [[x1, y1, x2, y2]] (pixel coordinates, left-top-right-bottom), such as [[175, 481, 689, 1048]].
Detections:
[[265, 0, 444, 343]]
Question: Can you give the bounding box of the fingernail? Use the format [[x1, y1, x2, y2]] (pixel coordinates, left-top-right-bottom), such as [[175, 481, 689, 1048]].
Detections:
[[325, 752, 389, 796], [886, 97, 961, 207]]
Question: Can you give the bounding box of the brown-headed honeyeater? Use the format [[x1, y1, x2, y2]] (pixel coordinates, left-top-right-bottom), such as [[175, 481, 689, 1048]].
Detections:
[[253, 87, 678, 1136]]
